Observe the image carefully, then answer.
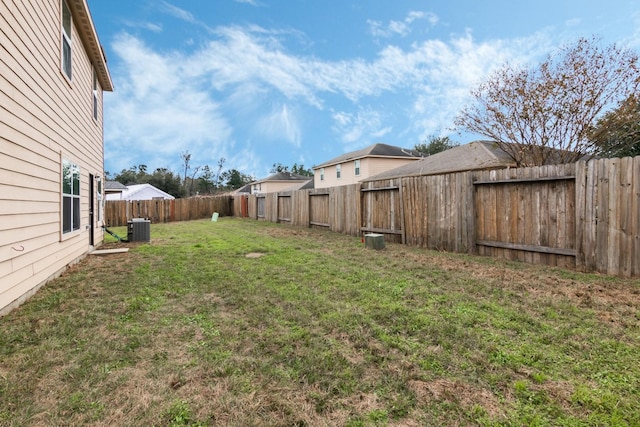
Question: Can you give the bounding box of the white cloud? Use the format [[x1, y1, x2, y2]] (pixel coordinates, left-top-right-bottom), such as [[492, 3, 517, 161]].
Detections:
[[105, 33, 232, 173], [122, 20, 163, 33], [226, 147, 261, 177], [105, 23, 556, 174], [331, 108, 391, 147], [255, 104, 302, 147], [159, 1, 214, 32], [565, 17, 581, 27], [368, 11, 439, 38], [186, 26, 326, 107], [160, 1, 198, 24]]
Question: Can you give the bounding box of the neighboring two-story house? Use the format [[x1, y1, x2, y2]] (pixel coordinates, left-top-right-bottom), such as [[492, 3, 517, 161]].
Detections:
[[313, 143, 422, 189], [250, 171, 312, 194], [1, 0, 113, 315]]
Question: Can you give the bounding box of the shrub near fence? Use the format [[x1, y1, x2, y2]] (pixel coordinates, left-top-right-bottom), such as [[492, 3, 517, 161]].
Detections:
[[237, 156, 640, 278], [104, 196, 233, 226]]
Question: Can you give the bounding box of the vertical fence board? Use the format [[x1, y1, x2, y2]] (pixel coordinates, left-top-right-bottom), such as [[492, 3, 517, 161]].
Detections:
[[585, 160, 598, 271], [607, 159, 621, 275], [595, 160, 609, 272], [277, 193, 292, 223], [464, 172, 476, 253], [291, 190, 310, 227], [620, 157, 633, 277], [248, 195, 257, 219], [575, 161, 586, 271], [632, 157, 640, 276], [309, 190, 330, 229]]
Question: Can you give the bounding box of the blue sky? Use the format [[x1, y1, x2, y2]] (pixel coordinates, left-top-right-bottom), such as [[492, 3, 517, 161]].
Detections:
[[89, 0, 640, 179]]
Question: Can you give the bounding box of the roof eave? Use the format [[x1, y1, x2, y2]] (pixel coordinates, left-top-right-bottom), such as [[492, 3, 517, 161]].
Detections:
[[67, 0, 113, 91]]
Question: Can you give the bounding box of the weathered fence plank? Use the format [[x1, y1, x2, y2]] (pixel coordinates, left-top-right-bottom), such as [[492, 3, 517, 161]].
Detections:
[[632, 157, 640, 277], [291, 190, 310, 227], [309, 190, 330, 228], [277, 193, 292, 223]]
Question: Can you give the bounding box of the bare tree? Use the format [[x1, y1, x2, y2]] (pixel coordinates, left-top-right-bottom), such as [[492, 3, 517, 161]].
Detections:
[[455, 37, 640, 166], [189, 165, 201, 195], [181, 151, 191, 186], [215, 157, 226, 189]]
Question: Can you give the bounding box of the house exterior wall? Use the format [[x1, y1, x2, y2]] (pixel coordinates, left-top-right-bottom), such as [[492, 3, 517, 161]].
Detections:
[[314, 157, 420, 189], [0, 0, 110, 315]]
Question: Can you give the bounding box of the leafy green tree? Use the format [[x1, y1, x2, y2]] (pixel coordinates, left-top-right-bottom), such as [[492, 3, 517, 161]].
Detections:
[[414, 136, 459, 156], [271, 162, 313, 176], [589, 94, 640, 158], [113, 164, 150, 185], [114, 166, 140, 185], [291, 163, 313, 177], [147, 168, 185, 198], [222, 169, 254, 190], [270, 163, 288, 173], [197, 165, 216, 194], [455, 37, 640, 166]]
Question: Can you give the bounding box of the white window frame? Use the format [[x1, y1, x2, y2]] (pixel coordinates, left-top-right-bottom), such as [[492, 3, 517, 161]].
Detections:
[[62, 158, 81, 235], [336, 164, 341, 179], [61, 0, 72, 81], [354, 159, 361, 176], [320, 168, 325, 181]]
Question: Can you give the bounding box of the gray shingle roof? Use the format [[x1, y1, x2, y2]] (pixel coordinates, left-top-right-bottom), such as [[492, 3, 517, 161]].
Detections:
[[105, 180, 127, 191], [363, 141, 516, 181]]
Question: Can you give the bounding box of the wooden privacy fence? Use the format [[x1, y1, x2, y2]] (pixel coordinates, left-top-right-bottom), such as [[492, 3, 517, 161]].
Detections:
[[246, 187, 362, 236], [237, 156, 640, 277], [105, 196, 233, 226], [473, 164, 577, 270]]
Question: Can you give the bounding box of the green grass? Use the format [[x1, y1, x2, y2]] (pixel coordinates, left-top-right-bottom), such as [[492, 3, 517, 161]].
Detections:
[[1, 218, 639, 426]]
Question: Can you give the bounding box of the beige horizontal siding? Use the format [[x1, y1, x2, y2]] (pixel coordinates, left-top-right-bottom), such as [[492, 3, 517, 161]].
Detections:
[[0, 200, 59, 215], [316, 157, 421, 188], [0, 0, 108, 314], [0, 234, 58, 273], [1, 237, 86, 312]]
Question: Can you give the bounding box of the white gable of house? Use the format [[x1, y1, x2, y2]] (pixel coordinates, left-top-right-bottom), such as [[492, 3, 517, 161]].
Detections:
[[105, 184, 175, 201]]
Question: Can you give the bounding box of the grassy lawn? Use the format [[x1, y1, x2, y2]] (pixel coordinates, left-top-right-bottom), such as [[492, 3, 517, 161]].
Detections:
[[1, 218, 639, 426]]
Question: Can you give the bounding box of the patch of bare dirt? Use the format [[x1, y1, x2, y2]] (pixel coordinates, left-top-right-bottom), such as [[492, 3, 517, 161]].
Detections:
[[539, 379, 575, 411], [408, 378, 505, 419], [245, 252, 265, 258]]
